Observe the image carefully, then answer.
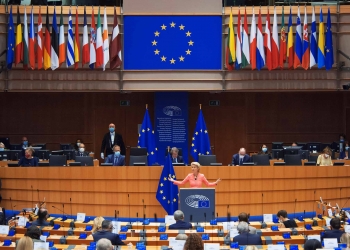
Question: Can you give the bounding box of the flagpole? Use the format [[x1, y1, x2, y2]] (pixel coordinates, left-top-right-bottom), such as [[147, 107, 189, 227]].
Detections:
[[199, 104, 202, 110], [146, 104, 148, 110], [167, 146, 170, 153]]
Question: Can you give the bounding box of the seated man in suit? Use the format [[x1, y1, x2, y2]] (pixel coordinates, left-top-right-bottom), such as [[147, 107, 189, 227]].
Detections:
[[233, 222, 262, 245], [322, 217, 343, 242], [169, 210, 192, 230], [75, 143, 90, 158], [171, 147, 183, 163], [31, 208, 50, 227], [93, 220, 125, 245], [96, 238, 113, 250], [276, 210, 297, 228], [105, 145, 125, 166], [232, 148, 251, 166]]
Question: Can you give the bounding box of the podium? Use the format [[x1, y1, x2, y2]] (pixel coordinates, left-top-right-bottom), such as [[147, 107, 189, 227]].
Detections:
[[179, 188, 215, 223]]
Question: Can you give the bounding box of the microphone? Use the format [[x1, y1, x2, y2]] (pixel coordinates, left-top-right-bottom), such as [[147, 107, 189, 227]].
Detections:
[[127, 194, 132, 229], [31, 185, 34, 210], [117, 211, 119, 221], [37, 189, 40, 205], [303, 210, 306, 234], [10, 197, 15, 219], [340, 197, 350, 212], [154, 213, 157, 222], [204, 212, 207, 228], [340, 188, 343, 211], [142, 205, 146, 239], [51, 205, 69, 217], [261, 193, 267, 229], [69, 198, 74, 228], [312, 190, 318, 226], [190, 215, 193, 224], [115, 210, 117, 220], [227, 205, 230, 222], [52, 206, 68, 244], [294, 199, 297, 220]]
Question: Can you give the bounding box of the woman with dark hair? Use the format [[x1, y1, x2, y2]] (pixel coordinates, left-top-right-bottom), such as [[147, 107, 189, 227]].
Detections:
[[304, 239, 322, 250], [257, 144, 271, 159], [183, 233, 204, 250], [25, 225, 42, 241]]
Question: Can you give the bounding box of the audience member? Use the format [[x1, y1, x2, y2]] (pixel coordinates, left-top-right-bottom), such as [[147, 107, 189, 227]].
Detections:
[[233, 222, 262, 245], [183, 233, 204, 250], [238, 212, 256, 234], [276, 210, 297, 228], [339, 134, 346, 154], [232, 148, 251, 166], [169, 210, 192, 230], [322, 217, 343, 242], [257, 145, 271, 159], [92, 220, 125, 245], [0, 142, 5, 150], [16, 236, 33, 250], [92, 216, 105, 234], [291, 142, 297, 146], [317, 147, 333, 166], [72, 138, 83, 151], [340, 232, 350, 248], [21, 137, 30, 149], [18, 148, 39, 167], [171, 147, 184, 163], [304, 239, 322, 250], [96, 238, 113, 250], [340, 141, 349, 159], [245, 246, 259, 250], [175, 233, 188, 240], [104, 145, 125, 166], [31, 208, 50, 226], [24, 225, 44, 242], [100, 123, 126, 159], [75, 143, 90, 157]]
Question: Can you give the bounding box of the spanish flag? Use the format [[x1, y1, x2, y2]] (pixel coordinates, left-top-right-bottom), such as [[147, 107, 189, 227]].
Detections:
[[15, 6, 23, 65], [43, 6, 51, 70]]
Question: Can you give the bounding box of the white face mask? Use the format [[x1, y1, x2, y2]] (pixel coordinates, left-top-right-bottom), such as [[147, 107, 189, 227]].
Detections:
[[79, 148, 85, 153], [77, 142, 81, 147], [324, 154, 329, 158]]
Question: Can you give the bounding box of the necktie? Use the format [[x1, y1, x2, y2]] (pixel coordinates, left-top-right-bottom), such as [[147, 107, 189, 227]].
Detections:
[[114, 157, 118, 166], [240, 158, 243, 165], [175, 158, 178, 163]]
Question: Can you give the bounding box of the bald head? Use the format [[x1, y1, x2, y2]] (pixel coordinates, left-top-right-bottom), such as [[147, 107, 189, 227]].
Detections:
[[109, 124, 115, 128], [239, 148, 246, 156]]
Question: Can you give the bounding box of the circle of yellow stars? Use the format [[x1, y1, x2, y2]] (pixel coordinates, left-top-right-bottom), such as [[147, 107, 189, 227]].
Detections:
[[158, 174, 179, 205], [151, 21, 194, 65], [192, 129, 210, 156], [138, 128, 158, 156]]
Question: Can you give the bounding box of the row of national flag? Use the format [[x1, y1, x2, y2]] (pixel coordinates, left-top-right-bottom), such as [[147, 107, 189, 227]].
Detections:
[[226, 6, 334, 71], [7, 6, 122, 70]]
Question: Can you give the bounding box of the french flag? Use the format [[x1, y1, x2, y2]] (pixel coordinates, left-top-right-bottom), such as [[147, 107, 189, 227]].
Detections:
[[256, 8, 265, 70], [294, 7, 302, 68]]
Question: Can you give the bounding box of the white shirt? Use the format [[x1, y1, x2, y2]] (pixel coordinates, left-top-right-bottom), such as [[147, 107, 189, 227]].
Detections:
[[110, 132, 115, 144]]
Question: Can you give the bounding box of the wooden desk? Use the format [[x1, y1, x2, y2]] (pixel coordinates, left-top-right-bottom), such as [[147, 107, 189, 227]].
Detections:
[[0, 160, 99, 167], [261, 235, 306, 244]]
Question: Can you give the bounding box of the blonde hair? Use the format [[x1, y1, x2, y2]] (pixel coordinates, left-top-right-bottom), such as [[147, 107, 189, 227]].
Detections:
[[245, 246, 259, 250], [92, 216, 105, 233], [17, 236, 33, 250], [0, 142, 4, 147], [191, 162, 200, 171], [340, 232, 350, 247], [175, 233, 188, 240]]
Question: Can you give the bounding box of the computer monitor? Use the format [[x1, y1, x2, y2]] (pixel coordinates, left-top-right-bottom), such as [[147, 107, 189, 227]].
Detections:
[[0, 137, 10, 149], [272, 142, 284, 150], [8, 163, 19, 167], [60, 143, 72, 150], [10, 144, 22, 150], [133, 162, 146, 166], [307, 142, 321, 152], [0, 151, 10, 161], [34, 144, 46, 150], [299, 150, 310, 160], [321, 143, 332, 151], [304, 162, 316, 166], [334, 162, 345, 166], [274, 162, 286, 166], [283, 146, 303, 155], [100, 163, 113, 166], [272, 149, 284, 159], [51, 150, 64, 155], [10, 150, 22, 160], [63, 150, 75, 160], [296, 142, 307, 150], [331, 142, 339, 151], [36, 150, 50, 160], [69, 162, 82, 166], [173, 163, 185, 166], [130, 147, 147, 156], [75, 156, 94, 166], [243, 162, 254, 166]]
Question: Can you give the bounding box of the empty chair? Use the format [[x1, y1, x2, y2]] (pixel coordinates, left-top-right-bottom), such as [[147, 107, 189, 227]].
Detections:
[[299, 150, 310, 160], [130, 147, 147, 156], [198, 155, 217, 166], [251, 154, 270, 166], [284, 155, 302, 166], [309, 154, 319, 162], [129, 155, 148, 166], [49, 155, 67, 166]]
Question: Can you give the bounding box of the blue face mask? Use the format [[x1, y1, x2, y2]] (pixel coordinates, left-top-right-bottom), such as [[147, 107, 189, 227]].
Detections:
[[0, 148, 4, 151], [340, 139, 345, 143], [346, 146, 349, 150], [262, 148, 267, 152], [109, 128, 115, 133], [23, 141, 28, 146], [115, 151, 120, 157]]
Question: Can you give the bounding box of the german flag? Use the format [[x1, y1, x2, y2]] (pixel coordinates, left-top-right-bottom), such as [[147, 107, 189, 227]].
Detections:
[[15, 6, 23, 65], [43, 6, 51, 70]]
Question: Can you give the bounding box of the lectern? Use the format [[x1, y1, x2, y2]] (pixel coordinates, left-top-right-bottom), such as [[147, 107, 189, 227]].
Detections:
[[179, 188, 215, 223]]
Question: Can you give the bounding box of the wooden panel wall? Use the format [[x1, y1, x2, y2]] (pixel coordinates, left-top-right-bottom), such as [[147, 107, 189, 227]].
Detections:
[[0, 166, 349, 218], [0, 92, 349, 164]]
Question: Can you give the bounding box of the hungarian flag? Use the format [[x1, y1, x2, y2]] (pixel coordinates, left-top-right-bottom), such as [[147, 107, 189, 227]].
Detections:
[[95, 7, 103, 68], [50, 7, 59, 71], [225, 8, 235, 71], [235, 9, 242, 70], [102, 7, 109, 71], [264, 8, 272, 71], [43, 6, 51, 70], [256, 8, 265, 70], [287, 7, 294, 69], [271, 7, 279, 70], [23, 7, 29, 70], [89, 7, 97, 69], [59, 6, 65, 66], [302, 6, 310, 70], [294, 7, 303, 69], [310, 7, 317, 68], [241, 8, 250, 68], [15, 6, 23, 66], [82, 6, 89, 65], [37, 6, 43, 70], [29, 7, 35, 70], [279, 6, 286, 68], [110, 6, 122, 69], [74, 7, 80, 69], [250, 8, 256, 70]]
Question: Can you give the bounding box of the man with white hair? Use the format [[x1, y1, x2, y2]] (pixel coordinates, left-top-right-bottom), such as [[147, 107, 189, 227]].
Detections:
[[97, 238, 113, 250], [232, 148, 251, 166], [169, 210, 192, 230], [232, 222, 262, 245]]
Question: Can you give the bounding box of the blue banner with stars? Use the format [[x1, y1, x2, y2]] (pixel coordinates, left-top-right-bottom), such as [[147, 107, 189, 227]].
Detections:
[[156, 153, 179, 215], [191, 109, 211, 161], [124, 16, 222, 70]]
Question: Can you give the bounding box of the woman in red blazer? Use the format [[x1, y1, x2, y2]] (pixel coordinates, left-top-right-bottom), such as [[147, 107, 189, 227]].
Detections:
[[168, 162, 221, 188]]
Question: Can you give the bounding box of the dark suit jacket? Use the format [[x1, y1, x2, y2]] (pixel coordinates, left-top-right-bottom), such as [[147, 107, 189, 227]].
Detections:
[[322, 229, 344, 242], [171, 156, 184, 163], [92, 230, 125, 245], [100, 132, 126, 156], [168, 220, 192, 230], [232, 154, 251, 166], [74, 151, 90, 159], [105, 154, 126, 166], [31, 219, 50, 227], [233, 232, 263, 245]]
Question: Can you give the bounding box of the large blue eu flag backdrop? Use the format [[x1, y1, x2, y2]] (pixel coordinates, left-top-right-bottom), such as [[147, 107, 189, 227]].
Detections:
[[124, 16, 222, 70]]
